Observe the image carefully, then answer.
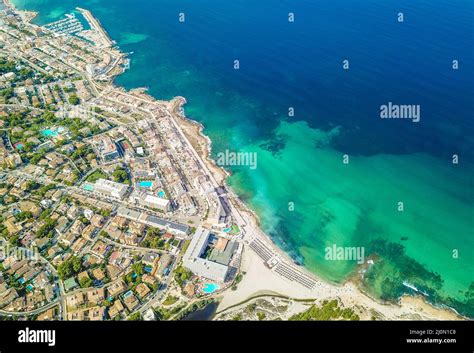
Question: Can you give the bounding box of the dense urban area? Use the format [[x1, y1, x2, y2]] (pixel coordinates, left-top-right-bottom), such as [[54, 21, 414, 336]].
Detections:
[[0, 4, 249, 321]]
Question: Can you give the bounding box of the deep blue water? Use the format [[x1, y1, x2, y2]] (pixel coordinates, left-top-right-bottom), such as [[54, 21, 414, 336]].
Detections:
[[113, 0, 474, 160], [14, 0, 474, 159]]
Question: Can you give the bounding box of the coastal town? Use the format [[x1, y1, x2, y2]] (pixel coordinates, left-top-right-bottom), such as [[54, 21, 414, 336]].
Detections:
[[0, 1, 464, 322]]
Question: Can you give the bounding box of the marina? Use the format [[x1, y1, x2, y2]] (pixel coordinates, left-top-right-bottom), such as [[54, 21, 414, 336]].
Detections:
[[43, 13, 84, 35]]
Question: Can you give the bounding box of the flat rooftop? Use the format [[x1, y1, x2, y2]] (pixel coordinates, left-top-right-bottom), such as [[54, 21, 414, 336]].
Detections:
[[183, 227, 233, 282], [116, 207, 189, 234]]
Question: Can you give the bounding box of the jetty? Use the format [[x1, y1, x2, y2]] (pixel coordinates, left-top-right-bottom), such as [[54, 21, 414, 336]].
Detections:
[[76, 7, 113, 48]]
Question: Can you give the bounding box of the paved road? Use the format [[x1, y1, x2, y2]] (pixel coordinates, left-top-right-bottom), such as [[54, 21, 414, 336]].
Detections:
[[98, 235, 166, 255], [136, 253, 182, 315], [0, 299, 59, 316]]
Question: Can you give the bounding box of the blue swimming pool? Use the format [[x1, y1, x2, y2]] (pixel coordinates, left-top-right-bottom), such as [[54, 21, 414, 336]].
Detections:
[[139, 180, 153, 188], [202, 283, 220, 294], [157, 190, 165, 198], [42, 129, 59, 138]]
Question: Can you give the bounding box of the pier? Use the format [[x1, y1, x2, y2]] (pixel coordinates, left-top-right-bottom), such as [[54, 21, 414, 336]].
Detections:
[[76, 7, 113, 48]]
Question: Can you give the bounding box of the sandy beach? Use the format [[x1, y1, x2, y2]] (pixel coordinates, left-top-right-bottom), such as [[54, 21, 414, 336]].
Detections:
[[216, 244, 461, 320]]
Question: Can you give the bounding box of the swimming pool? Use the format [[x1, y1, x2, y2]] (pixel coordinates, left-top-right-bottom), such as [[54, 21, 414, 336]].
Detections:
[[83, 184, 94, 191], [42, 129, 59, 138], [139, 180, 153, 188], [157, 190, 165, 198], [202, 283, 220, 294]]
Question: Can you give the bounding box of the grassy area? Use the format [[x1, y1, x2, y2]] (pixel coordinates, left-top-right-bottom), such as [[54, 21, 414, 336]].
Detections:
[[180, 239, 191, 255], [163, 295, 179, 306], [86, 169, 108, 183], [154, 303, 186, 321], [229, 224, 240, 235], [289, 299, 360, 321]]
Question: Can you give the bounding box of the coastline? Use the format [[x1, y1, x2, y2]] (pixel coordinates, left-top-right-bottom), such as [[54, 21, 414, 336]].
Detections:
[[2, 0, 12, 9], [127, 23, 465, 321], [3, 0, 37, 22], [5, 0, 466, 321], [170, 99, 464, 321]]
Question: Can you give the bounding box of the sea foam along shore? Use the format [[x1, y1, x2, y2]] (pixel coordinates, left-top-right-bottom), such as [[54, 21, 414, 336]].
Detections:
[[6, 0, 464, 320], [169, 99, 463, 321]]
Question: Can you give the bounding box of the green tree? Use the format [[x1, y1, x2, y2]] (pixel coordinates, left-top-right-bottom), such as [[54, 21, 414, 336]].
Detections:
[[174, 266, 192, 287], [128, 312, 142, 321], [79, 276, 92, 288], [36, 218, 57, 238], [57, 256, 83, 280], [112, 166, 129, 184], [15, 211, 33, 221], [68, 93, 80, 105], [132, 262, 144, 276]]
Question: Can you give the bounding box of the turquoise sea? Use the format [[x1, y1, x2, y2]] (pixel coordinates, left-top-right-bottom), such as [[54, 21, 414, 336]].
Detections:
[[11, 0, 474, 316]]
